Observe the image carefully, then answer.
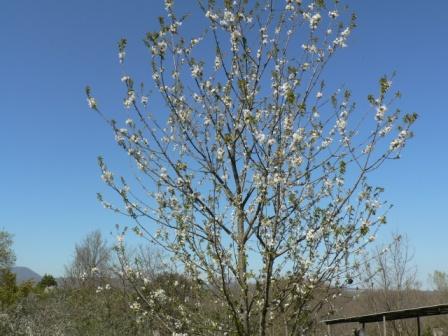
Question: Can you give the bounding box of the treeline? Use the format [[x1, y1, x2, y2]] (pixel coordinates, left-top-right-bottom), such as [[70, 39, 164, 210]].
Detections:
[[0, 230, 214, 335], [2, 230, 448, 336], [0, 230, 150, 335]]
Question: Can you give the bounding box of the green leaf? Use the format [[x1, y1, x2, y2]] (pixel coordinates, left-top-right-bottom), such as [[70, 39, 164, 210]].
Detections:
[[403, 112, 418, 124], [286, 90, 295, 104], [339, 160, 346, 174]]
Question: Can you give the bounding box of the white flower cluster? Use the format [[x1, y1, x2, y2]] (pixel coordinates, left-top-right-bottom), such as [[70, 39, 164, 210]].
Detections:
[[302, 43, 318, 54], [116, 234, 125, 248], [221, 8, 235, 27], [328, 10, 339, 19], [153, 288, 167, 303], [333, 28, 351, 49], [118, 51, 126, 64], [96, 284, 111, 294], [375, 105, 387, 121], [129, 301, 141, 311], [164, 0, 173, 11], [87, 97, 97, 109], [101, 170, 114, 185], [260, 27, 269, 45], [124, 91, 136, 109], [230, 29, 241, 51], [205, 10, 219, 21], [191, 64, 203, 78], [389, 130, 410, 151], [151, 40, 168, 56], [309, 13, 321, 30], [379, 124, 393, 137]]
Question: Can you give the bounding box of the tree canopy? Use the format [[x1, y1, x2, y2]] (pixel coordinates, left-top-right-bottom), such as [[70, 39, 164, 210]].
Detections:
[[88, 0, 417, 334], [0, 230, 15, 270]]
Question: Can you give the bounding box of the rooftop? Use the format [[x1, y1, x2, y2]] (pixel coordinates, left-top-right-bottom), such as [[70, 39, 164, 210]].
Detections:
[[322, 303, 448, 325]]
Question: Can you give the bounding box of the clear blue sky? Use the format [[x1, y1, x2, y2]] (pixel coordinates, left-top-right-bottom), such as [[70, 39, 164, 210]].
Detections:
[[0, 0, 446, 281]]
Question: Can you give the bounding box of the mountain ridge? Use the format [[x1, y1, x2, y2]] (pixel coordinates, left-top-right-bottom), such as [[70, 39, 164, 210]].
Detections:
[[11, 266, 42, 283]]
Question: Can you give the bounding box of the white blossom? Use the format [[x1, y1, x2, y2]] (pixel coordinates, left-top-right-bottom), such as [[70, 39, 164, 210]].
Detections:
[[375, 105, 387, 121], [214, 55, 221, 70], [302, 44, 318, 53], [164, 0, 173, 10], [151, 40, 168, 55], [118, 51, 126, 64], [363, 144, 373, 154], [87, 97, 97, 109], [130, 301, 141, 311], [380, 124, 392, 137], [256, 132, 266, 144], [124, 91, 136, 108], [191, 64, 203, 78], [328, 10, 339, 19], [205, 10, 219, 21], [216, 147, 225, 160], [309, 13, 321, 30], [160, 167, 168, 180], [101, 171, 114, 184], [389, 130, 410, 151], [336, 118, 346, 133]]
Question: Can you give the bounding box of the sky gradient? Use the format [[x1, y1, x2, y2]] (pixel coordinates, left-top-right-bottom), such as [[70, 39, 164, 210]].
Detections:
[[1, 0, 447, 284]]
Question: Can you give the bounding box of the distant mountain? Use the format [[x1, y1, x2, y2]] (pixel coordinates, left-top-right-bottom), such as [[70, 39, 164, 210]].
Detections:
[[11, 266, 42, 283]]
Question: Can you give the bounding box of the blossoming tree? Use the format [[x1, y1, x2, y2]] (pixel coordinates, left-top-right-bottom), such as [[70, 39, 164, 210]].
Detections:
[[87, 0, 417, 334]]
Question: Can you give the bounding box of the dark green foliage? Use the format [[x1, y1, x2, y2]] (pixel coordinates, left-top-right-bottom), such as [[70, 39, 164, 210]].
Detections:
[[37, 274, 58, 289], [423, 326, 432, 336], [0, 270, 34, 309], [0, 269, 18, 307]]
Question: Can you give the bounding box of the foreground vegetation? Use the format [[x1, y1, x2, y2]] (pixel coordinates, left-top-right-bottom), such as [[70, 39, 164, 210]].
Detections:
[[2, 230, 448, 335]]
